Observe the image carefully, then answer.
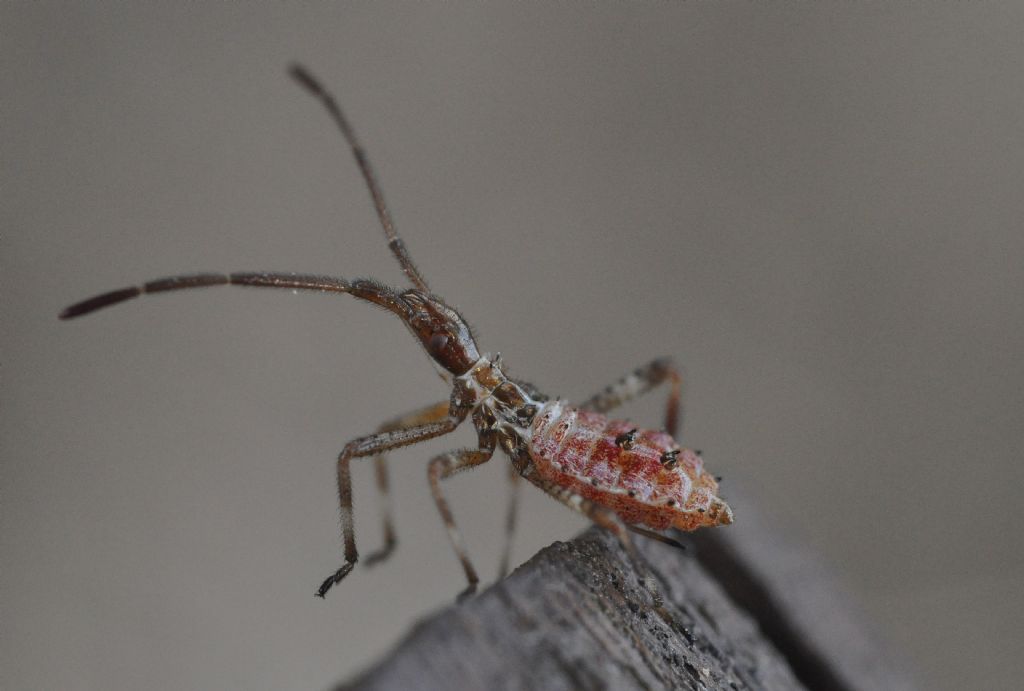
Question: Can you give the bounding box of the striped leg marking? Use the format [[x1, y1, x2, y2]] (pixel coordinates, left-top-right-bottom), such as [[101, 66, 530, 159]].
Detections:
[[363, 401, 452, 568], [578, 357, 683, 437], [428, 439, 496, 596], [317, 415, 460, 599]]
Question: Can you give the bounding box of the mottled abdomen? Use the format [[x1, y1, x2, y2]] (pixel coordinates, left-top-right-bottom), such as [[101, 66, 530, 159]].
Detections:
[[528, 400, 733, 531]]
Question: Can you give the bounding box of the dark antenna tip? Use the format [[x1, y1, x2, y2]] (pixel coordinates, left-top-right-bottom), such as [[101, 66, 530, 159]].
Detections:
[[59, 286, 142, 320]]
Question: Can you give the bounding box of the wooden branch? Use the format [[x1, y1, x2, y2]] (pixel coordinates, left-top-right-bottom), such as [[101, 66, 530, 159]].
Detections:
[[339, 491, 915, 691], [690, 495, 916, 691]]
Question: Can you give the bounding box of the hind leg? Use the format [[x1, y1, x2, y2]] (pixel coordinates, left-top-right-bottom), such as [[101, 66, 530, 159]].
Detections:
[[530, 475, 664, 607], [496, 464, 520, 579], [577, 357, 683, 436]]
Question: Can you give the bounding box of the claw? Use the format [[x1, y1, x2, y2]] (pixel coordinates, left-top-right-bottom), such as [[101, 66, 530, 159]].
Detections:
[[315, 562, 355, 599]]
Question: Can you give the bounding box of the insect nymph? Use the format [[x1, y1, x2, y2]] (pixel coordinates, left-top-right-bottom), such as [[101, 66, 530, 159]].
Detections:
[[61, 65, 733, 600]]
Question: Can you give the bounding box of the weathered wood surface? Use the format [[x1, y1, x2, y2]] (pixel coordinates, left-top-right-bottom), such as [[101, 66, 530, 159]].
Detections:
[[340, 491, 914, 691], [690, 495, 915, 691]]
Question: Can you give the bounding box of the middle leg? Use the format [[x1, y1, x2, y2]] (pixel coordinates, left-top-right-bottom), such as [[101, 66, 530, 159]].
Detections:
[[363, 400, 451, 567], [428, 436, 496, 597]]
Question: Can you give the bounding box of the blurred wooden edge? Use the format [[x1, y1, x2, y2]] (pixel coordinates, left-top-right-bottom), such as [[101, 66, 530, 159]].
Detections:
[[338, 488, 915, 691]]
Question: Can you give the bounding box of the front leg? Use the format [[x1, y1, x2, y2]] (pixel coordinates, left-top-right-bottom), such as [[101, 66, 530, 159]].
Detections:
[[577, 357, 683, 437], [317, 415, 461, 599]]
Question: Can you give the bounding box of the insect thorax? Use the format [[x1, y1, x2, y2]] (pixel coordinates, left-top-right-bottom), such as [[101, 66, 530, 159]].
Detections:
[[453, 355, 547, 467]]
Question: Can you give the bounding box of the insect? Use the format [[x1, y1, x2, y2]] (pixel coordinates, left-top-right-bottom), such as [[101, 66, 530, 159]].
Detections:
[[61, 65, 733, 600]]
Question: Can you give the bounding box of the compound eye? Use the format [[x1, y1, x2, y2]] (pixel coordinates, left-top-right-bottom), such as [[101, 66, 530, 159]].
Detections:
[[428, 333, 449, 354]]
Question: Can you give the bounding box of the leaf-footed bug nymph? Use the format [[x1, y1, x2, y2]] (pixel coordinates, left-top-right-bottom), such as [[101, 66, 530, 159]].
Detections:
[[61, 65, 733, 601]]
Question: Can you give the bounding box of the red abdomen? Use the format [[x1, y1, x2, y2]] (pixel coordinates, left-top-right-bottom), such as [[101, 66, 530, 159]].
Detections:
[[528, 401, 732, 531]]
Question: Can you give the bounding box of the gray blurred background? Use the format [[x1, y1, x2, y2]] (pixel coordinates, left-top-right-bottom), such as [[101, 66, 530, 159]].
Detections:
[[4, 4, 1022, 690]]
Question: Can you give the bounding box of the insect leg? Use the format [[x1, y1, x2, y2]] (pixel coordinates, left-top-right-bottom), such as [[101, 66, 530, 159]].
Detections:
[[427, 438, 497, 598], [531, 476, 665, 607], [577, 357, 683, 436], [362, 400, 451, 567], [318, 415, 461, 599], [496, 463, 520, 579]]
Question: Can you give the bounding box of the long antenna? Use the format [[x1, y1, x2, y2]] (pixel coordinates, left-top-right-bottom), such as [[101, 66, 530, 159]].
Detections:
[[58, 272, 408, 320], [289, 64, 430, 293]]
